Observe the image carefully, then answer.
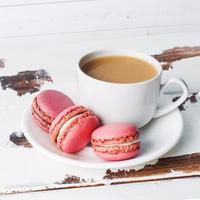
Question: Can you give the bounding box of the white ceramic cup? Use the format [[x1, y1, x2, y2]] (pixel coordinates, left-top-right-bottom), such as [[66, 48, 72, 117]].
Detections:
[[77, 50, 188, 128]]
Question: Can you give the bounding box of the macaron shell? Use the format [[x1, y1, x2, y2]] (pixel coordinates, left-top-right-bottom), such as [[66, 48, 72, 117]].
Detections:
[[92, 132, 139, 146], [93, 141, 140, 153], [32, 90, 74, 133], [32, 98, 52, 123], [58, 115, 99, 153], [91, 123, 140, 161], [32, 109, 50, 132], [49, 105, 87, 143], [95, 149, 140, 161], [92, 123, 138, 140], [37, 90, 74, 119]]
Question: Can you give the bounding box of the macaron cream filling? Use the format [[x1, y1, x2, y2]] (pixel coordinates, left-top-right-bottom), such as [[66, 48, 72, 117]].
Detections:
[[50, 106, 88, 143], [99, 139, 140, 147], [59, 114, 83, 134], [57, 112, 95, 145]]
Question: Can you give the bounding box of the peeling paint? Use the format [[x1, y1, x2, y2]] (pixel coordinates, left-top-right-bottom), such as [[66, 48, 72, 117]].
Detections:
[[104, 153, 200, 179], [0, 59, 5, 68], [0, 69, 52, 96], [56, 175, 85, 184], [9, 132, 32, 148], [152, 46, 200, 70], [172, 92, 199, 111]]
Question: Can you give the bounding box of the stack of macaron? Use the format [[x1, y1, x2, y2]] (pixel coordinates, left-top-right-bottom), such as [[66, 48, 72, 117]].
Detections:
[[32, 89, 140, 161]]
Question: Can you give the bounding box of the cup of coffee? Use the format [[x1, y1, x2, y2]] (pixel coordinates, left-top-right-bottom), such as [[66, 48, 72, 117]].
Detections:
[[77, 50, 188, 127]]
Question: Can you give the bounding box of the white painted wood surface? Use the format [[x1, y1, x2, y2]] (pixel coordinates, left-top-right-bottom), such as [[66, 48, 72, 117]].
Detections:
[[2, 178, 200, 200], [0, 32, 200, 198], [0, 0, 200, 199], [0, 0, 200, 38]]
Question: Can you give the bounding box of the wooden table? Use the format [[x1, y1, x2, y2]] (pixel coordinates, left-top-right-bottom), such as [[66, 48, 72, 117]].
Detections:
[[0, 32, 200, 199]]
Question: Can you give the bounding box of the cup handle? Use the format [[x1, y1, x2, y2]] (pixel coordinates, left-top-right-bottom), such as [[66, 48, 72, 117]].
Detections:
[[153, 78, 189, 118]]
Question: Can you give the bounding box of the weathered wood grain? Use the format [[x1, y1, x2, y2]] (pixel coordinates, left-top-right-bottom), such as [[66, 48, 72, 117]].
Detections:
[[9, 132, 32, 148], [172, 92, 199, 111], [1, 183, 105, 195], [0, 69, 52, 96], [2, 153, 200, 195], [56, 175, 86, 184], [152, 46, 200, 70], [104, 153, 200, 180], [0, 59, 5, 68]]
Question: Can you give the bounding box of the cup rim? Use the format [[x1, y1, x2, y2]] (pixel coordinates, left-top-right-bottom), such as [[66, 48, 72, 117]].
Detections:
[[78, 49, 162, 86]]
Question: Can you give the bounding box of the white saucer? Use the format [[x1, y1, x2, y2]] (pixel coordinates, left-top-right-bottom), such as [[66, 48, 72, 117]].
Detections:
[[22, 107, 183, 169]]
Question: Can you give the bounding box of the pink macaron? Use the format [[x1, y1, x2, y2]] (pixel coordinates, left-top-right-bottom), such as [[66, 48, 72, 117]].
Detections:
[[32, 89, 74, 132], [49, 105, 100, 153], [91, 123, 140, 161]]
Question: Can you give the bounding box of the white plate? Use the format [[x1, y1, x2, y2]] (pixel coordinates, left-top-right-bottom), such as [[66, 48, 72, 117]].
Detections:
[[22, 107, 183, 169]]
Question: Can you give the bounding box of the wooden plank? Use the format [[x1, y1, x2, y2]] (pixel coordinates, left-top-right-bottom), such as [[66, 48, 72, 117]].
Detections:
[[0, 0, 200, 38], [1, 34, 200, 194], [1, 152, 200, 194], [1, 46, 200, 96]]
